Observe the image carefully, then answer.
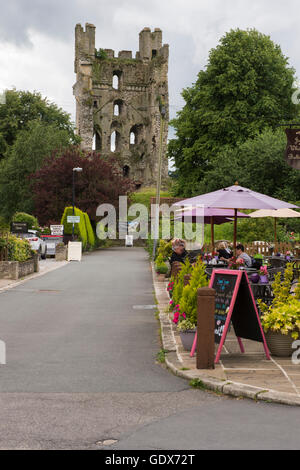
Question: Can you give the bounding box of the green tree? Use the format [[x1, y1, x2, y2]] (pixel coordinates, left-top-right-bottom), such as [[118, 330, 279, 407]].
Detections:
[[0, 89, 79, 153], [0, 121, 72, 219], [169, 29, 298, 196], [199, 128, 300, 201]]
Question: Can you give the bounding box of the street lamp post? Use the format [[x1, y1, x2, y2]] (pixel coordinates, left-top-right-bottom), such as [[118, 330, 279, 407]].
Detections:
[[152, 101, 167, 259], [72, 167, 83, 241]]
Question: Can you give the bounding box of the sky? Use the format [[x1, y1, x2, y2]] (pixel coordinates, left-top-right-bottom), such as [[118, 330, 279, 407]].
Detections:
[[0, 0, 300, 126]]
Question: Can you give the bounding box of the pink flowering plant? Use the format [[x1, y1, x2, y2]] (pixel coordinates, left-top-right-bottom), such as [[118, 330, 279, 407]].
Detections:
[[228, 257, 245, 270], [172, 305, 186, 325], [167, 280, 174, 295], [260, 265, 268, 276]]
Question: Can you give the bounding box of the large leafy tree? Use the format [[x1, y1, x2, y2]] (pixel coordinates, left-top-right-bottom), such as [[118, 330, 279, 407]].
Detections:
[[0, 121, 72, 219], [0, 89, 79, 155], [197, 128, 300, 201], [30, 147, 135, 225], [169, 29, 299, 196]]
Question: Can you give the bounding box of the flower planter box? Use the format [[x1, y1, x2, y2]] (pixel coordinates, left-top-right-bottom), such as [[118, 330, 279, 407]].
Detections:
[[265, 331, 295, 357], [179, 329, 196, 351], [157, 273, 166, 282]]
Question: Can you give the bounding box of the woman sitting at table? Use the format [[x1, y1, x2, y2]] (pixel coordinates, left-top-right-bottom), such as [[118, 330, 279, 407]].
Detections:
[[217, 242, 233, 262], [170, 238, 188, 265]]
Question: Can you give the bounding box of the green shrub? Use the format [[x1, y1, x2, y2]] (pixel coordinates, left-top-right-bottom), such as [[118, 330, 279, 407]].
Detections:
[[177, 319, 196, 332], [12, 212, 39, 230], [155, 254, 168, 274], [7, 234, 32, 261], [84, 212, 96, 248], [156, 263, 168, 275], [157, 239, 172, 261], [259, 264, 300, 339], [61, 207, 96, 250], [0, 216, 9, 234], [179, 258, 208, 325], [61, 206, 88, 249], [172, 258, 193, 307]]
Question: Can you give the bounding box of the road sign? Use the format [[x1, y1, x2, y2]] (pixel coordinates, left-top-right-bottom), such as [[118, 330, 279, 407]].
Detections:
[[50, 225, 64, 235], [67, 216, 80, 224], [11, 222, 28, 233]]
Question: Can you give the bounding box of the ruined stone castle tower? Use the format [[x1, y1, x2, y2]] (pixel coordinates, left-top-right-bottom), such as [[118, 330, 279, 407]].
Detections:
[[73, 23, 169, 188]]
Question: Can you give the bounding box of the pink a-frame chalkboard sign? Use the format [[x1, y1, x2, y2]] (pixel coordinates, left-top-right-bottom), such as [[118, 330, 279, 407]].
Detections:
[[190, 269, 270, 364]]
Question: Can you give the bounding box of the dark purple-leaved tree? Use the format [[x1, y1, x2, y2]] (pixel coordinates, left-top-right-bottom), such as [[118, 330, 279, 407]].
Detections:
[[31, 147, 134, 225]]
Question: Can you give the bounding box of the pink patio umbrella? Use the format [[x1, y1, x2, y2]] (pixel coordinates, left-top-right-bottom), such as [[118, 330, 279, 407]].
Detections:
[[174, 207, 249, 251], [175, 184, 299, 255]]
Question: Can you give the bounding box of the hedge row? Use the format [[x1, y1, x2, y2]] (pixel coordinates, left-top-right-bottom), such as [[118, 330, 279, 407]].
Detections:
[[61, 207, 95, 249]]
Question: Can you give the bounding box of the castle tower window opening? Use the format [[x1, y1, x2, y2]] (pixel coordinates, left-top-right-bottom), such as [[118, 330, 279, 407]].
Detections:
[[112, 71, 122, 90], [110, 130, 121, 152]]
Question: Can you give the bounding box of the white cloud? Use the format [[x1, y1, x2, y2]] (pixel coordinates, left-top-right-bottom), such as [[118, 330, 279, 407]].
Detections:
[[0, 30, 75, 119]]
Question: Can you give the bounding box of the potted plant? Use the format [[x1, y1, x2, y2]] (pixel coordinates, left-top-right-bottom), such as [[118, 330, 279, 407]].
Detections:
[[259, 265, 269, 284], [259, 264, 300, 357], [228, 257, 245, 270], [177, 319, 197, 351], [154, 254, 168, 280]]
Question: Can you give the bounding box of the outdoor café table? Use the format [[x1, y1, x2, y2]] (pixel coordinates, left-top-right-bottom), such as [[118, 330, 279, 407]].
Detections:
[[268, 256, 288, 268], [250, 280, 274, 309]]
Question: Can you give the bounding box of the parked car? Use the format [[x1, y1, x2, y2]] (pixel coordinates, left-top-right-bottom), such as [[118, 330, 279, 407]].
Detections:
[[19, 230, 47, 259]]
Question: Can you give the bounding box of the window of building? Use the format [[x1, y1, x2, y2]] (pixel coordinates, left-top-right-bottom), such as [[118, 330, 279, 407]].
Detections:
[[110, 130, 121, 152], [112, 71, 122, 90], [130, 131, 136, 145], [93, 131, 102, 151]]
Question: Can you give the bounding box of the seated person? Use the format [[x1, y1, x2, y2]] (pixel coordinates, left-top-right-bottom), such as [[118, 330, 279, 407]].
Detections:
[[221, 243, 252, 267], [170, 239, 188, 265], [217, 242, 233, 262], [235, 244, 252, 267]]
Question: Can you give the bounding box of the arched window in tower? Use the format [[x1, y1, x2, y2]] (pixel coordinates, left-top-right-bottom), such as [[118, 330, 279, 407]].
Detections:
[[93, 129, 102, 151], [129, 125, 143, 146], [112, 71, 122, 90], [110, 130, 121, 152], [110, 131, 116, 152], [114, 104, 119, 116], [130, 131, 136, 145], [113, 99, 124, 117]]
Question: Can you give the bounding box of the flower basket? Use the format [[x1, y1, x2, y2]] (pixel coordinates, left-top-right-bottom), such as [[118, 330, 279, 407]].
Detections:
[[259, 275, 268, 284], [259, 264, 300, 357]]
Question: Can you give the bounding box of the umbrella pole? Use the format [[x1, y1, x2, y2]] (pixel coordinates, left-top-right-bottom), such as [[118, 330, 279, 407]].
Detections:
[[211, 216, 214, 253], [233, 209, 237, 256], [274, 218, 277, 252]]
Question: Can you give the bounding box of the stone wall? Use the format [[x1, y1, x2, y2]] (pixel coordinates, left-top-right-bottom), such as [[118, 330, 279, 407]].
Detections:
[[73, 24, 169, 188], [0, 257, 38, 280]]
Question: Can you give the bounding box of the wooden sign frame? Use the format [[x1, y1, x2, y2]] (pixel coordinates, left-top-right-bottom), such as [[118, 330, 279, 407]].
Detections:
[[190, 269, 270, 364]]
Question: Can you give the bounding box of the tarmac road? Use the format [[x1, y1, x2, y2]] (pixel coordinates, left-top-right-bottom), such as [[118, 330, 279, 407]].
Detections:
[[0, 247, 299, 450]]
